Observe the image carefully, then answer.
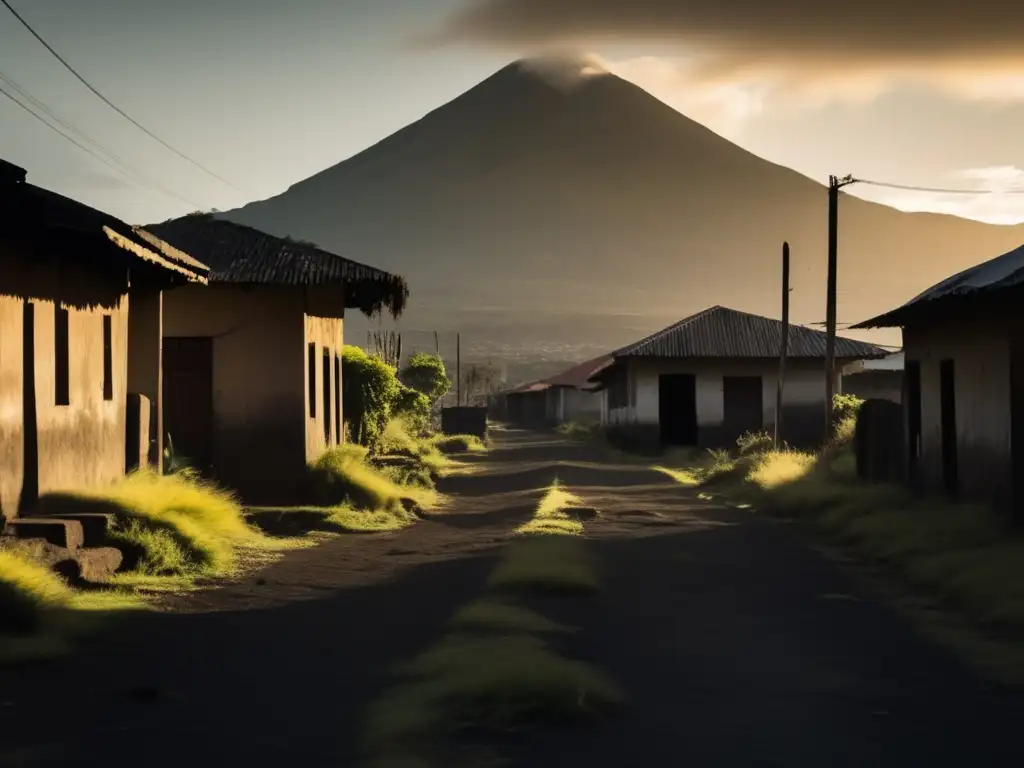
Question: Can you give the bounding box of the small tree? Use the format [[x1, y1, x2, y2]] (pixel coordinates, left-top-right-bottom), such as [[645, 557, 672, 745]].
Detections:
[[399, 352, 451, 403], [341, 345, 399, 450]]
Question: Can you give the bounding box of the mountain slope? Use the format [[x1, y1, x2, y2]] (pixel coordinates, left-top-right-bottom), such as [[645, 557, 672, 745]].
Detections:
[[220, 57, 1024, 356]]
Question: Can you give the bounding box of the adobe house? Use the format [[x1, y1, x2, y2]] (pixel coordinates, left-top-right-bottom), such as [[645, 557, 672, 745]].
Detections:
[[0, 159, 208, 520], [852, 242, 1024, 520], [588, 306, 887, 451], [144, 214, 408, 504]]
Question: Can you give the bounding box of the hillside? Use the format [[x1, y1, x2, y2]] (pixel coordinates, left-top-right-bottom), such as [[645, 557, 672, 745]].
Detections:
[[218, 56, 1024, 359]]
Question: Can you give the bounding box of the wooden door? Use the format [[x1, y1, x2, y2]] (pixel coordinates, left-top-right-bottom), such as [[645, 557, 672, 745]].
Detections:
[[658, 374, 698, 446], [163, 337, 214, 474]]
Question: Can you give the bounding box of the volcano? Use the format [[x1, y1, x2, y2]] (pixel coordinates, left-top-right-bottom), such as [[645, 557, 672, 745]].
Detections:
[[215, 56, 1024, 361]]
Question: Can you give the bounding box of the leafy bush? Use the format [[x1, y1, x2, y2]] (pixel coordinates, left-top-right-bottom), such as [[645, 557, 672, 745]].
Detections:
[[342, 346, 400, 450], [832, 393, 864, 423], [399, 352, 451, 403], [392, 385, 432, 436]]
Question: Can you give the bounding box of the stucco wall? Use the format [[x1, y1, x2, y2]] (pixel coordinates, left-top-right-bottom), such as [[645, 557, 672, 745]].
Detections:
[[904, 318, 1011, 510], [603, 358, 838, 448], [304, 313, 343, 462], [1, 244, 129, 518], [163, 285, 307, 503]]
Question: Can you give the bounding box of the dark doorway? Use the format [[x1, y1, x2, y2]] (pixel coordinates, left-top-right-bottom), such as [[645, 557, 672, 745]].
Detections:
[[723, 376, 763, 440], [163, 337, 214, 474], [1011, 342, 1024, 525], [659, 373, 698, 446], [939, 358, 958, 497], [18, 300, 38, 513], [905, 360, 922, 479]]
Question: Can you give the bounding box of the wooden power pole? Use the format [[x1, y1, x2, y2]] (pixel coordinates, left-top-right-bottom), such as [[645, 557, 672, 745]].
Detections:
[[776, 241, 790, 447], [825, 174, 856, 439], [456, 332, 461, 406]]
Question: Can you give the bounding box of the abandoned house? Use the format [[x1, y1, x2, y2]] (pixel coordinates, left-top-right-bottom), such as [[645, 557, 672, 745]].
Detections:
[[853, 242, 1024, 520], [0, 159, 209, 520], [502, 355, 611, 427], [144, 214, 408, 504], [588, 306, 887, 451]]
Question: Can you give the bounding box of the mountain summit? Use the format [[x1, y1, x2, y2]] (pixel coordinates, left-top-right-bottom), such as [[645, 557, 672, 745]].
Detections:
[[218, 59, 1024, 355]]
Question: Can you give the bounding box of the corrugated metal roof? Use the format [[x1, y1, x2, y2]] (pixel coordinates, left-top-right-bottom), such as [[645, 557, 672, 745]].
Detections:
[[545, 354, 613, 390], [854, 242, 1024, 328], [613, 306, 888, 360], [145, 214, 409, 317]]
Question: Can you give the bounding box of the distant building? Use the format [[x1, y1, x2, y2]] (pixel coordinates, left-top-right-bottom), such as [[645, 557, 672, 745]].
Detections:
[[0, 159, 208, 520], [500, 355, 611, 427], [841, 350, 904, 403], [853, 242, 1024, 520], [588, 306, 887, 452], [146, 215, 408, 504]]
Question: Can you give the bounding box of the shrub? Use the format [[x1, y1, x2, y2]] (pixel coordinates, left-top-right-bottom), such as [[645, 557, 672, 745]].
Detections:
[[399, 352, 451, 403], [392, 385, 433, 437], [309, 445, 435, 513], [736, 430, 774, 456], [342, 346, 400, 450], [832, 393, 864, 423]]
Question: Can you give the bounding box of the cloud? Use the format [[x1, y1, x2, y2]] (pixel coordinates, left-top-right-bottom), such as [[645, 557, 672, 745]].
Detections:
[[427, 0, 1024, 101], [855, 166, 1024, 225]]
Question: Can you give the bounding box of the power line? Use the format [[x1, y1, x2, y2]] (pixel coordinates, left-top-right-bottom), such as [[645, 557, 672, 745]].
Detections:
[[0, 82, 205, 209], [855, 177, 1024, 195], [0, 69, 199, 203], [1, 0, 243, 193]]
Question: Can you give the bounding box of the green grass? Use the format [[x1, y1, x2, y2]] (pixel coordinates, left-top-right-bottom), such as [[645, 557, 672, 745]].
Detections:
[[39, 469, 265, 578], [515, 484, 586, 535], [247, 503, 417, 536], [662, 430, 1024, 637], [0, 549, 146, 663], [490, 483, 599, 593], [309, 445, 438, 513], [362, 634, 622, 751], [448, 600, 573, 635], [429, 434, 487, 454]]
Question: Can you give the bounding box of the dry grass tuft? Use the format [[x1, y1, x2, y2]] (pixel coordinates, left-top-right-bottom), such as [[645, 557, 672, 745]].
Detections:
[[448, 600, 573, 635]]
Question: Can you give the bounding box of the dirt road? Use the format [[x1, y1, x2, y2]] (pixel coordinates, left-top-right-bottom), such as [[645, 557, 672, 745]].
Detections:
[[3, 428, 1023, 767]]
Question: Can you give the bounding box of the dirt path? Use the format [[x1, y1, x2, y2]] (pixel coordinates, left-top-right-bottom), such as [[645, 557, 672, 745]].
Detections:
[[4, 428, 1024, 767]]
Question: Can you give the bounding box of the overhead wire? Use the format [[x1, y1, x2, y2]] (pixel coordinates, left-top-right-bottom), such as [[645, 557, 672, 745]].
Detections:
[[0, 0, 243, 193], [853, 177, 1024, 195], [0, 81, 205, 209]]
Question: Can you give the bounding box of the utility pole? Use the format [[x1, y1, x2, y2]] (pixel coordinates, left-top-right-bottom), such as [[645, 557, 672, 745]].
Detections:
[[825, 174, 857, 439], [456, 332, 461, 406], [776, 241, 790, 448]]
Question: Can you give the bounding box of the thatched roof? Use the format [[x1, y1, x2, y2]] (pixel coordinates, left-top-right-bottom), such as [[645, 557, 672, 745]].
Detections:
[[144, 214, 409, 318], [0, 159, 208, 284]]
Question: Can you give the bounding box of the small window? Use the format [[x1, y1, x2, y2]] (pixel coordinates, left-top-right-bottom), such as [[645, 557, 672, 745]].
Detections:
[[334, 354, 342, 444], [323, 349, 332, 443], [102, 315, 113, 401], [54, 304, 70, 406], [308, 343, 316, 418]]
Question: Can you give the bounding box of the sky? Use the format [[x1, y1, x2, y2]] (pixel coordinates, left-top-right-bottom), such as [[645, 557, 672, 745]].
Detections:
[[2, 0, 1024, 226]]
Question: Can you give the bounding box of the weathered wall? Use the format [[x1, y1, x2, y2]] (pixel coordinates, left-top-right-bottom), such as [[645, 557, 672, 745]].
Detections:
[[304, 311, 343, 462], [603, 358, 836, 448], [0, 243, 128, 517], [163, 285, 307, 504], [554, 387, 602, 424], [904, 317, 1011, 510], [0, 294, 24, 519]]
